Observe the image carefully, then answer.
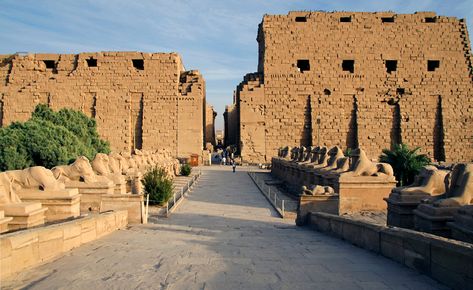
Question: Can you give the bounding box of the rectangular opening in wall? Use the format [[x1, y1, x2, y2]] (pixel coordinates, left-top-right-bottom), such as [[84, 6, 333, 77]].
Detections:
[[425, 17, 437, 23], [427, 60, 440, 72], [132, 59, 144, 70], [130, 93, 144, 152], [342, 60, 354, 73], [295, 16, 307, 22], [43, 60, 55, 69], [297, 59, 310, 72], [396, 88, 405, 95], [86, 58, 97, 67], [385, 60, 397, 73], [340, 16, 351, 22], [381, 17, 395, 23]]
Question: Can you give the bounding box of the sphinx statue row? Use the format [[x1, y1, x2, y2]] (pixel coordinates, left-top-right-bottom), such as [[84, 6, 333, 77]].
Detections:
[[273, 145, 395, 192], [385, 164, 473, 242], [272, 145, 397, 223], [0, 149, 181, 233]]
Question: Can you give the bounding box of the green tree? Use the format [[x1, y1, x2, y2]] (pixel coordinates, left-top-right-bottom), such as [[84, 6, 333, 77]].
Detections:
[[379, 143, 430, 186], [0, 125, 31, 170], [0, 105, 110, 171], [32, 104, 110, 154]]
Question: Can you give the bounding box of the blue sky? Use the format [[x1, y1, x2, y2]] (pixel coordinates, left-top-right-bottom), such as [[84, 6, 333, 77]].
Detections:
[[1, 0, 472, 130]]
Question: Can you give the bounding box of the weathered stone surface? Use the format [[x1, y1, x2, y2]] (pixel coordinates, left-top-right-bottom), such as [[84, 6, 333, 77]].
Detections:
[[309, 211, 473, 290], [0, 52, 207, 159], [227, 11, 473, 164], [0, 210, 128, 281]]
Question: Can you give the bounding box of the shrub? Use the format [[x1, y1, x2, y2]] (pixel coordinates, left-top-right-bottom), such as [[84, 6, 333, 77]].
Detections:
[[379, 143, 431, 187], [0, 104, 111, 171], [142, 166, 174, 205], [180, 164, 191, 176], [32, 104, 110, 154]]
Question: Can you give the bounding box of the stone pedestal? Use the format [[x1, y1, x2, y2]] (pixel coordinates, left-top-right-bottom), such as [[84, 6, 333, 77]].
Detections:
[[296, 194, 339, 226], [271, 157, 284, 179], [385, 198, 419, 229], [287, 163, 299, 185], [300, 167, 319, 188], [124, 171, 142, 193], [101, 194, 144, 224], [16, 188, 81, 222], [65, 181, 114, 213], [0, 210, 13, 233], [0, 202, 47, 231], [448, 205, 473, 243], [336, 175, 397, 215], [107, 174, 127, 194], [385, 191, 434, 229], [414, 204, 459, 238], [321, 171, 342, 189]]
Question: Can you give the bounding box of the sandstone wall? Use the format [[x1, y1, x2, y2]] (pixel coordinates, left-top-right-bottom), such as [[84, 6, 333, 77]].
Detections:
[[177, 70, 206, 157], [230, 11, 473, 163], [223, 103, 238, 147], [205, 103, 216, 146], [0, 52, 206, 158]]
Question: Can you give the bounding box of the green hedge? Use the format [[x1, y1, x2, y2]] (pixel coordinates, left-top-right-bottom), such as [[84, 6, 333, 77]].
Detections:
[[0, 104, 110, 171], [142, 166, 174, 205], [180, 164, 191, 176]]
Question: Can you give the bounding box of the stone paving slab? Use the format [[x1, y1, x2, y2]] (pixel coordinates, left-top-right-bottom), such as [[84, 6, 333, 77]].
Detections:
[[3, 166, 447, 289]]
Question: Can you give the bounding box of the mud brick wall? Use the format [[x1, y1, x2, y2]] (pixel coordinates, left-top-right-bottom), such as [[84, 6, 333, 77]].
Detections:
[[0, 52, 206, 158], [224, 103, 238, 147], [230, 11, 473, 163], [205, 103, 216, 146], [178, 70, 205, 157], [236, 73, 266, 162]]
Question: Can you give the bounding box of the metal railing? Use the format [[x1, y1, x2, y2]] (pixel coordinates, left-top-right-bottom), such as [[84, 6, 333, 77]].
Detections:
[[144, 170, 202, 221], [165, 170, 202, 216], [248, 171, 289, 218]]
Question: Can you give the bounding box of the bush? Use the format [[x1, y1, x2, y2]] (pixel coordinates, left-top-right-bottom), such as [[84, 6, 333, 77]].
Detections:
[[180, 164, 191, 176], [0, 105, 111, 171], [379, 143, 431, 187], [32, 104, 110, 154], [142, 166, 174, 205]]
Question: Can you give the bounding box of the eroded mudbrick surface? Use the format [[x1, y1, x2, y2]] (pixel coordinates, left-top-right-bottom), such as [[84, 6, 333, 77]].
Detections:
[[228, 12, 473, 163]]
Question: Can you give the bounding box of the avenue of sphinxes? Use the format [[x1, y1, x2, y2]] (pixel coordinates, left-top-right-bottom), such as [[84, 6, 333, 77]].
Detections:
[[1, 5, 473, 290]]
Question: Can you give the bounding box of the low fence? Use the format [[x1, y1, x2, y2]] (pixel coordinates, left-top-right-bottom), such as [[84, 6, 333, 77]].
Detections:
[[248, 171, 296, 218], [164, 170, 202, 216]]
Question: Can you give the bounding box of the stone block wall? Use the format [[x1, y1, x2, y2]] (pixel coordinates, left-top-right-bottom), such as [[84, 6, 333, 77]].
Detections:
[[223, 103, 238, 147], [205, 103, 216, 146], [0, 210, 128, 281], [308, 212, 473, 290], [236, 73, 265, 162], [0, 52, 207, 159], [228, 11, 473, 163], [177, 70, 206, 157]]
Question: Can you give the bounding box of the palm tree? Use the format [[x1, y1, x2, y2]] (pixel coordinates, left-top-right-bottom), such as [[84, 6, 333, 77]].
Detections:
[[379, 144, 430, 186]]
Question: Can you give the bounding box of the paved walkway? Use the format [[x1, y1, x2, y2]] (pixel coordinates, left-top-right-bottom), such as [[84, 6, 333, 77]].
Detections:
[[6, 166, 446, 289]]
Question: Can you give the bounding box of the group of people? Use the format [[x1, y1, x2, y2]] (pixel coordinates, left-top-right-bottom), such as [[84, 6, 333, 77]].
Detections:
[[220, 150, 237, 172]]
